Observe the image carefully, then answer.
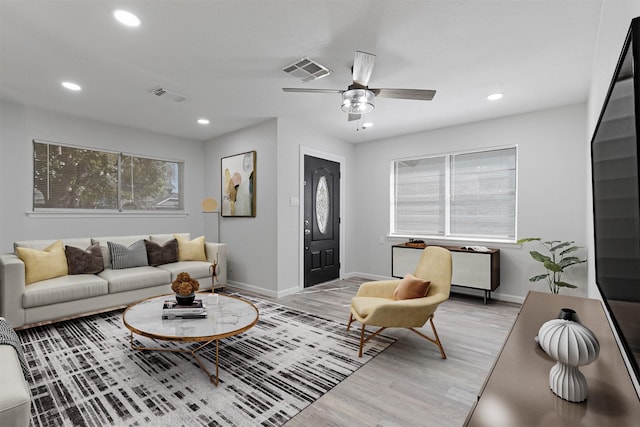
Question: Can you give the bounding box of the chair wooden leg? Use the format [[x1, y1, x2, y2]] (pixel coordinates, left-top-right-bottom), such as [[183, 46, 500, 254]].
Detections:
[[356, 325, 387, 358], [429, 316, 447, 359], [346, 312, 354, 331], [409, 316, 447, 359]]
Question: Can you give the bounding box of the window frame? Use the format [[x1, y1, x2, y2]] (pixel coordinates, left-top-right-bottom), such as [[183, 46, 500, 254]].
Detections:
[[32, 139, 185, 215], [390, 145, 518, 243]]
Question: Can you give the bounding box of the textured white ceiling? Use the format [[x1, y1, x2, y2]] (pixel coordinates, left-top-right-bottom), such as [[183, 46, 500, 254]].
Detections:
[[0, 0, 604, 143]]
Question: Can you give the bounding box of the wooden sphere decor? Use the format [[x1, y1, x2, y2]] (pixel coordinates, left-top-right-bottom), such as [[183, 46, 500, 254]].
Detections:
[[538, 318, 600, 402]]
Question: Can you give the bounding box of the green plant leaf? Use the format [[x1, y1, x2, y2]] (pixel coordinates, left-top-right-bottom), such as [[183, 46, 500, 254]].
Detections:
[[530, 274, 549, 282], [530, 251, 550, 263], [560, 246, 579, 255], [555, 281, 577, 289], [517, 237, 541, 244], [550, 241, 572, 252], [543, 260, 563, 272], [559, 257, 586, 268]]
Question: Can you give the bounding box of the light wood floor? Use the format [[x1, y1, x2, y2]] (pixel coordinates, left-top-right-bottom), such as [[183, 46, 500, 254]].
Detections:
[[225, 278, 521, 427]]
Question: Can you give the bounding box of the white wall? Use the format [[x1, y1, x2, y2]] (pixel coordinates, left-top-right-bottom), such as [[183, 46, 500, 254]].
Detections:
[[586, 0, 640, 298], [0, 100, 206, 252], [352, 103, 589, 302], [203, 120, 279, 294]]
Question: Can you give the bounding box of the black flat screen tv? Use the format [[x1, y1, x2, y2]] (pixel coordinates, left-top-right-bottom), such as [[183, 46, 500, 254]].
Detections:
[[591, 17, 640, 389]]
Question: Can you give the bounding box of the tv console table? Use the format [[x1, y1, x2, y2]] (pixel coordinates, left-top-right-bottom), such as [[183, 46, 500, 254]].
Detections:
[[464, 291, 640, 426], [391, 244, 499, 303]]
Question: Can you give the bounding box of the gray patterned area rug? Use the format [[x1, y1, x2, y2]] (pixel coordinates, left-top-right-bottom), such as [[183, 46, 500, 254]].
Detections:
[[18, 295, 395, 427]]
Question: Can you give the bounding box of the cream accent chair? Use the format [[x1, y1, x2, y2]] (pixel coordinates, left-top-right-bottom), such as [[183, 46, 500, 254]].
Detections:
[[347, 246, 452, 358]]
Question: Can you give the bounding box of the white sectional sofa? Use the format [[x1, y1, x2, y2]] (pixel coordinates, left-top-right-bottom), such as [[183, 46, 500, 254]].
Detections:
[[0, 233, 227, 329], [0, 317, 30, 427]]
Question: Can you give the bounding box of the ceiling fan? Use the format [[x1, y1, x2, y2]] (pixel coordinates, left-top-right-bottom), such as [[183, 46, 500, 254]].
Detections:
[[282, 51, 436, 121]]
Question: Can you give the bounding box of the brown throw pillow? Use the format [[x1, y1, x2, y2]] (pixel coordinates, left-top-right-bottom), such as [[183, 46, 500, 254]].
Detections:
[[394, 273, 431, 300], [65, 244, 104, 275], [144, 239, 179, 266]]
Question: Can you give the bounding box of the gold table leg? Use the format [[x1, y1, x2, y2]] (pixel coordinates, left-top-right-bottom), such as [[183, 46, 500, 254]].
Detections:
[[129, 332, 221, 386]]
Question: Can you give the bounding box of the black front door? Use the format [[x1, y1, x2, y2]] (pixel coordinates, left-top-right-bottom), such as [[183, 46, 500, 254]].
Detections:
[[304, 155, 340, 287]]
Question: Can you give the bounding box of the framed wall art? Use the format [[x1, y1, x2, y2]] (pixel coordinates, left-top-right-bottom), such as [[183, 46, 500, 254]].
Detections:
[[221, 151, 256, 217]]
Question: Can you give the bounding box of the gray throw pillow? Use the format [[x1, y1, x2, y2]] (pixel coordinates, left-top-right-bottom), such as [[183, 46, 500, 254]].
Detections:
[[108, 240, 149, 269], [144, 239, 178, 266], [65, 243, 104, 274]]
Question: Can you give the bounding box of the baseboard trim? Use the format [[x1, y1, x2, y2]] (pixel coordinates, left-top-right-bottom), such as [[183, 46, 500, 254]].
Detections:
[[226, 280, 302, 299]]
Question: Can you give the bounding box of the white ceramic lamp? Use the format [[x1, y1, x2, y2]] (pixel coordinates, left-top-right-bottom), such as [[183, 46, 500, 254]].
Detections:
[[538, 318, 600, 402]]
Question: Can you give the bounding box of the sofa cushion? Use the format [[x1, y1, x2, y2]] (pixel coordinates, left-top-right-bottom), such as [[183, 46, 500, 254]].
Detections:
[[144, 239, 178, 266], [156, 261, 212, 282], [393, 274, 431, 300], [175, 235, 206, 261], [22, 274, 109, 308], [91, 235, 149, 270], [108, 240, 148, 269], [98, 266, 171, 294], [16, 240, 68, 285], [65, 243, 104, 275]]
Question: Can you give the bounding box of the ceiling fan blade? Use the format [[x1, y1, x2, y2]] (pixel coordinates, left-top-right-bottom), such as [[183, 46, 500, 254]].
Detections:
[[371, 88, 436, 100], [353, 51, 376, 87], [348, 113, 362, 122], [282, 88, 343, 94]]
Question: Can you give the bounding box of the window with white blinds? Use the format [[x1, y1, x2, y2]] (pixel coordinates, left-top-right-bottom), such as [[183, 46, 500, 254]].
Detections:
[[392, 146, 517, 241], [33, 140, 183, 211]]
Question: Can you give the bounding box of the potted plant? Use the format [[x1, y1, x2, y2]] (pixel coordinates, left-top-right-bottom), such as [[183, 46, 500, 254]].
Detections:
[[171, 271, 200, 305], [517, 238, 586, 294]]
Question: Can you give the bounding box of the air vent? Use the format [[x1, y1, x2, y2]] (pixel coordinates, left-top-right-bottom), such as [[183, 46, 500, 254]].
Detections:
[[151, 87, 188, 103], [282, 57, 332, 82]]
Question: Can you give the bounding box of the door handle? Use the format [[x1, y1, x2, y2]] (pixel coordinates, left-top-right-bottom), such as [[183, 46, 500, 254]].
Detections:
[[304, 229, 311, 235]]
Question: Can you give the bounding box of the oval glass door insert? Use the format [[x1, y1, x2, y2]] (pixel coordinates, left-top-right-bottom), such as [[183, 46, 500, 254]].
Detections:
[[315, 176, 329, 234]]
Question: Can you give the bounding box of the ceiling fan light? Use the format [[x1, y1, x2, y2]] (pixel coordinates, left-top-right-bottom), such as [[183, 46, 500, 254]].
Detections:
[[341, 89, 374, 114]]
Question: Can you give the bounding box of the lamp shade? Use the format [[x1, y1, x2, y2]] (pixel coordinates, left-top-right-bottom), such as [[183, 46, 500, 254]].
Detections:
[[201, 198, 218, 212], [538, 318, 600, 402], [341, 89, 375, 114]]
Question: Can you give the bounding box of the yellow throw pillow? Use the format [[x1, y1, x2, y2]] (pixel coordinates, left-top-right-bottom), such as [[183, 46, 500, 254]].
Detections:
[[393, 273, 431, 300], [16, 240, 69, 285], [174, 235, 207, 261]]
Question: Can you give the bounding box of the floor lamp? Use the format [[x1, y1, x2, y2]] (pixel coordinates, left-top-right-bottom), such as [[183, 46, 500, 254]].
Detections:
[[202, 197, 222, 291], [201, 197, 221, 243]]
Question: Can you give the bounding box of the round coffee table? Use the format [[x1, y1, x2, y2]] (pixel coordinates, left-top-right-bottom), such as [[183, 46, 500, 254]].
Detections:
[[123, 293, 259, 385]]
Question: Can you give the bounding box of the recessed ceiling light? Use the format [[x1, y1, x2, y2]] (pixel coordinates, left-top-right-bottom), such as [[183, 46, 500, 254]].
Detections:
[[362, 122, 374, 129], [487, 93, 503, 101], [61, 81, 82, 91], [113, 9, 141, 27], [197, 118, 210, 125]]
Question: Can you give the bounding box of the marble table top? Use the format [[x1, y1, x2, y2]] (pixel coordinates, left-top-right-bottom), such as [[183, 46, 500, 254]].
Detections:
[[123, 293, 259, 342]]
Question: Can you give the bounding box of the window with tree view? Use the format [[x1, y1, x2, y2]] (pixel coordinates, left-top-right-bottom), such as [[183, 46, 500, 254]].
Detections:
[[33, 141, 183, 211], [392, 146, 516, 241]]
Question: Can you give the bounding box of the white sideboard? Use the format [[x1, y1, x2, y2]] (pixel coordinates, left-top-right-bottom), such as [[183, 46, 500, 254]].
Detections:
[[391, 244, 500, 303]]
